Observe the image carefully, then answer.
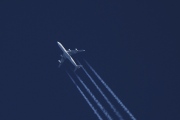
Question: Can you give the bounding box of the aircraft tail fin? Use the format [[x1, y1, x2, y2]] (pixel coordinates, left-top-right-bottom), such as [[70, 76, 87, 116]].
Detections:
[[74, 65, 83, 72]]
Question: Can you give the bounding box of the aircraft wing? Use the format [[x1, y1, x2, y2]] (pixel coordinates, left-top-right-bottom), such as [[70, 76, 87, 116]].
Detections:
[[67, 49, 85, 56], [58, 55, 66, 67]]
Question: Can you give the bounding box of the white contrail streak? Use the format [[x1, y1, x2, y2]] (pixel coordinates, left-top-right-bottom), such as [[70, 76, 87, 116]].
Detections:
[[78, 61, 123, 120], [67, 73, 103, 120], [76, 74, 113, 120], [84, 60, 137, 120]]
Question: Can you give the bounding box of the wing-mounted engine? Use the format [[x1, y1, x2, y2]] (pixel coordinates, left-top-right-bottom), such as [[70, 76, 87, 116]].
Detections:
[[58, 60, 61, 67], [58, 54, 66, 68], [67, 48, 85, 55], [58, 60, 61, 63]]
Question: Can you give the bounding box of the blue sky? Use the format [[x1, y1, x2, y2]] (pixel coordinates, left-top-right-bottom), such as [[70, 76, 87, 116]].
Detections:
[[0, 1, 179, 120]]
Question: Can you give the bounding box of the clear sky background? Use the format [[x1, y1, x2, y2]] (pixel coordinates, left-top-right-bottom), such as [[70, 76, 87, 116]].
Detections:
[[0, 1, 179, 120]]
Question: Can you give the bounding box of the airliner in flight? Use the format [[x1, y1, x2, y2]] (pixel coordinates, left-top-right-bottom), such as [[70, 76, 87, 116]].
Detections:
[[57, 41, 85, 71]]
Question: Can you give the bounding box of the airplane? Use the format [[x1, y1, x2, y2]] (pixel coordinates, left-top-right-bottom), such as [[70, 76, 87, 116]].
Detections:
[[57, 41, 85, 71]]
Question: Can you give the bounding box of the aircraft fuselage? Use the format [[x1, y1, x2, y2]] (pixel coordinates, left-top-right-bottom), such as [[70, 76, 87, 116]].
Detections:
[[57, 42, 78, 67]]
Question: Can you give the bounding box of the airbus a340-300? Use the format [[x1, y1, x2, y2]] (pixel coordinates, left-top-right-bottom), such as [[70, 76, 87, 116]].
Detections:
[[57, 41, 85, 71]]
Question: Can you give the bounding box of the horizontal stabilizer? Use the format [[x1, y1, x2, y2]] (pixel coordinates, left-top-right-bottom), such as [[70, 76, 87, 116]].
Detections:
[[74, 65, 83, 72]]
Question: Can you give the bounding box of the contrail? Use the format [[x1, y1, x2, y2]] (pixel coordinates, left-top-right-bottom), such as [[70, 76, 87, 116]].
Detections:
[[84, 60, 137, 120], [67, 73, 103, 120], [78, 61, 124, 120], [75, 74, 113, 120]]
